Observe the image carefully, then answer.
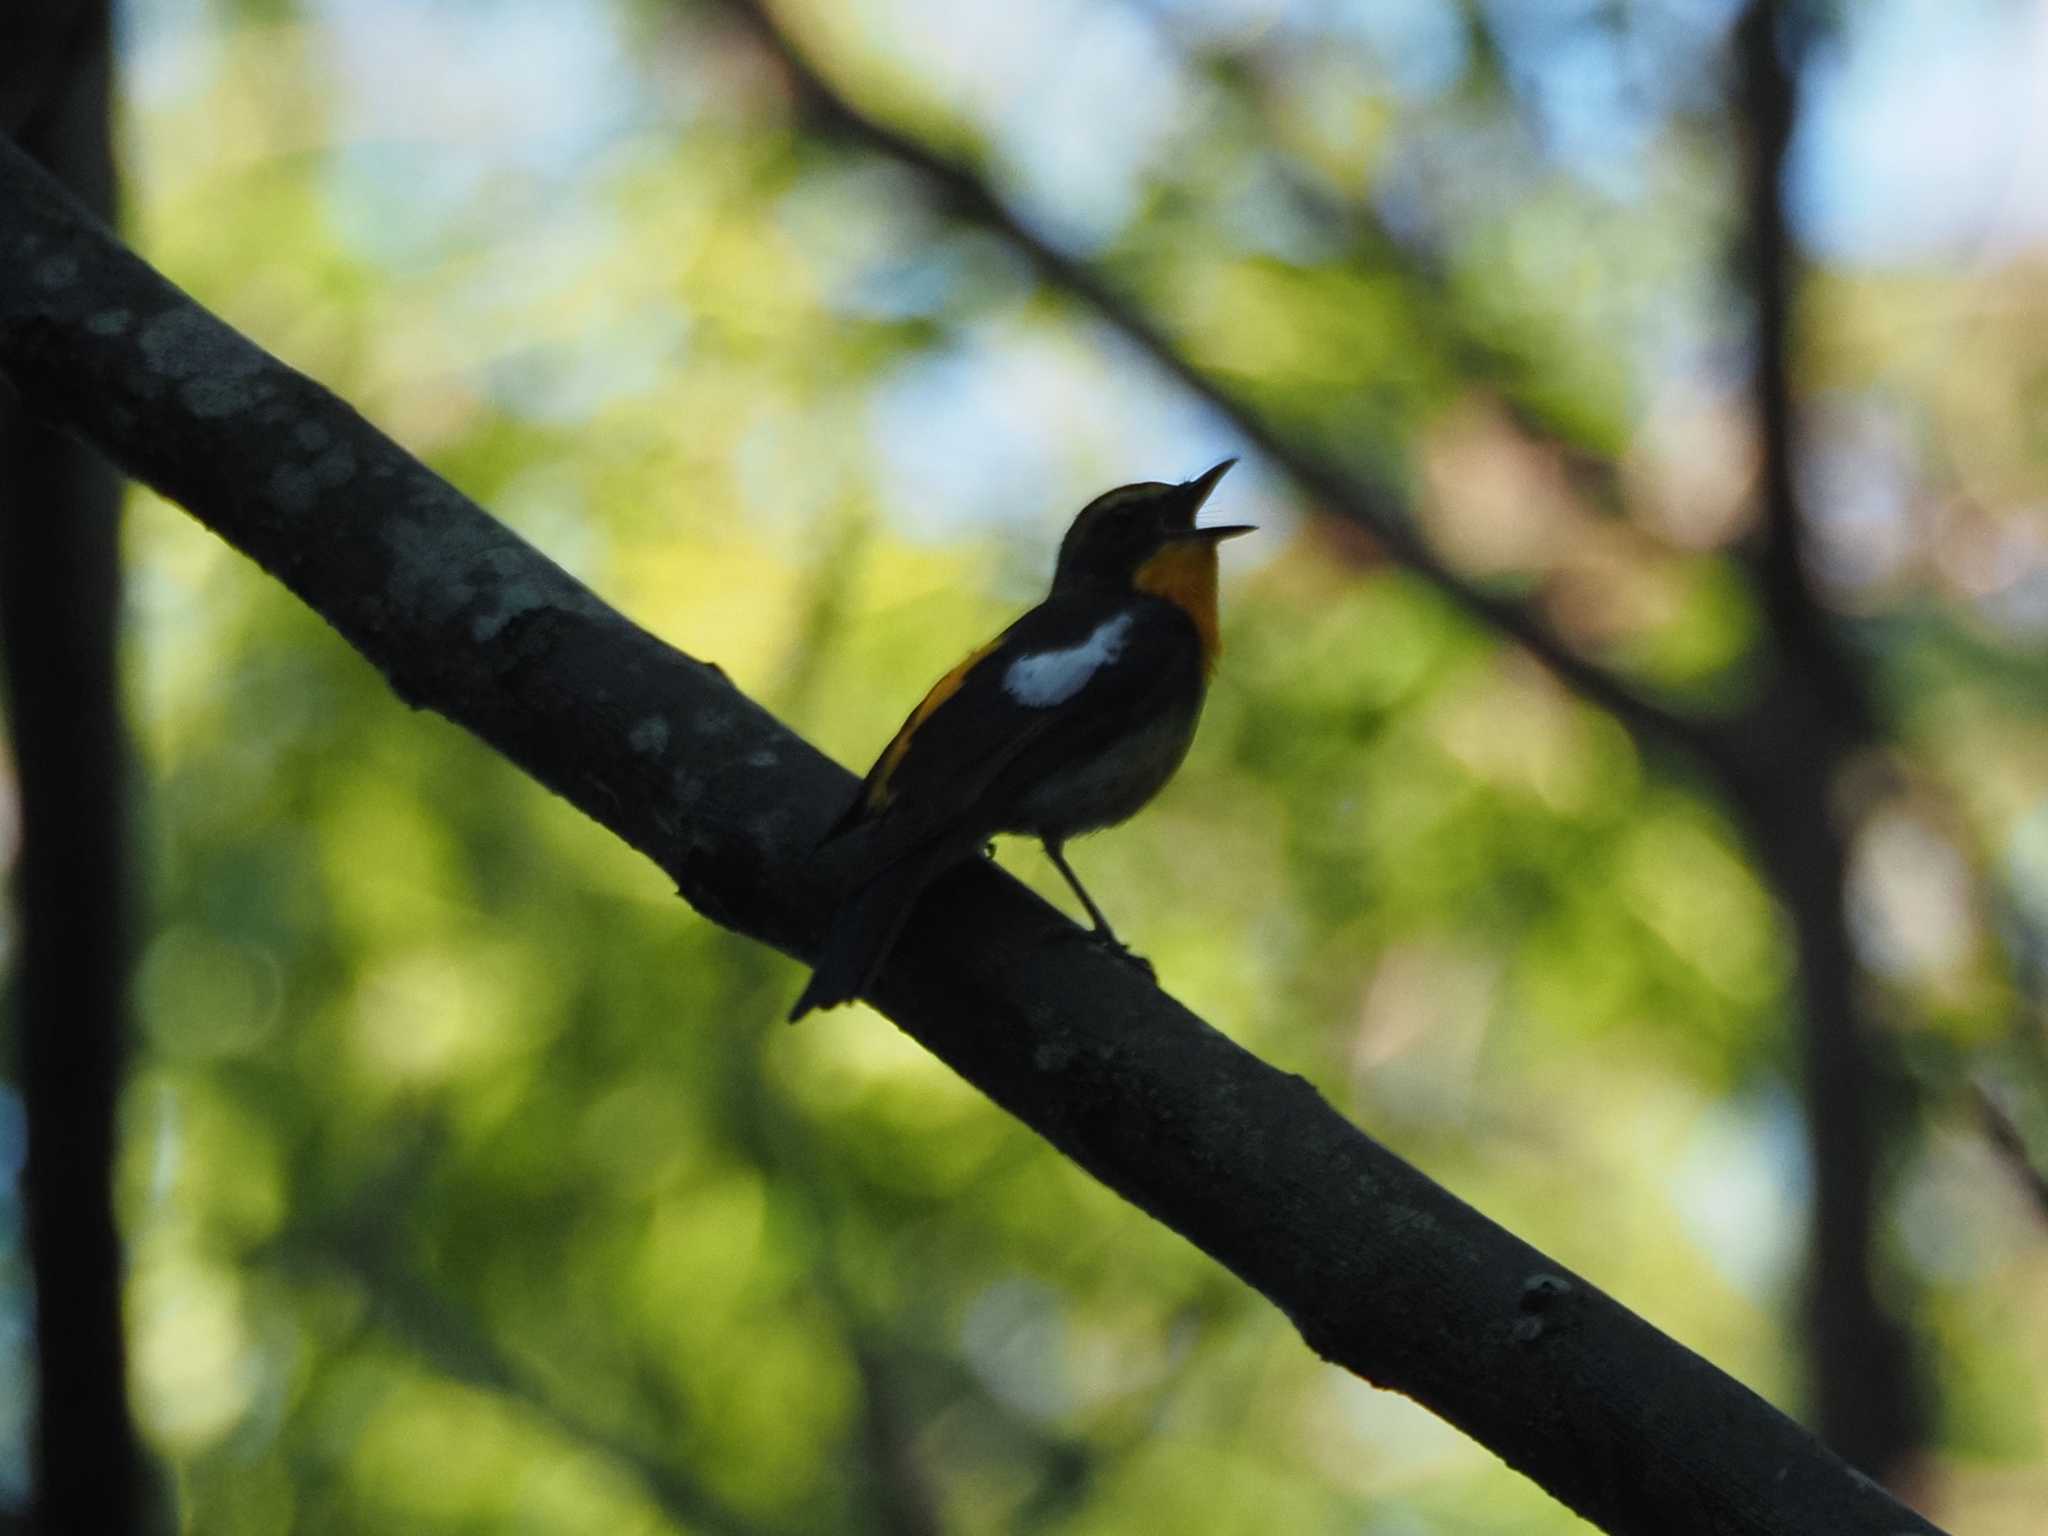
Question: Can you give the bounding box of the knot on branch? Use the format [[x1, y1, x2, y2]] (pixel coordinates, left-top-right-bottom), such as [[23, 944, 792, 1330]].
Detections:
[[1512, 1272, 1577, 1344]]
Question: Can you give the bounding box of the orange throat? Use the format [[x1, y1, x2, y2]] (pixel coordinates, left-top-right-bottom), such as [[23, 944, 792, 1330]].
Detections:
[[1134, 539, 1223, 673]]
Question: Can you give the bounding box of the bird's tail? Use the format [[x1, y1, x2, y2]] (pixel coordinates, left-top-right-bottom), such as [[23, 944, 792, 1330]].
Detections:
[[788, 846, 950, 1022]]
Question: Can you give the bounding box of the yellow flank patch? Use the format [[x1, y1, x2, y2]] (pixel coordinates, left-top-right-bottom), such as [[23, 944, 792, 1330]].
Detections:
[[866, 634, 1003, 810], [1134, 538, 1222, 672]]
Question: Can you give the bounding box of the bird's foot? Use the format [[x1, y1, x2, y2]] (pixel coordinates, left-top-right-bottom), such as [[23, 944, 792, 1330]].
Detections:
[[1056, 924, 1154, 981]]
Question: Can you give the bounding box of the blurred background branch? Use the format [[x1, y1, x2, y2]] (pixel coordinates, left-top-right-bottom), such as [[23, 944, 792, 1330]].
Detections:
[[1974, 1080, 2048, 1226], [715, 0, 1727, 772]]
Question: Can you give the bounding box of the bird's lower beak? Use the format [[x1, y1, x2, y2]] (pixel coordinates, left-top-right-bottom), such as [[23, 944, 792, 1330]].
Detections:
[[1171, 457, 1249, 538]]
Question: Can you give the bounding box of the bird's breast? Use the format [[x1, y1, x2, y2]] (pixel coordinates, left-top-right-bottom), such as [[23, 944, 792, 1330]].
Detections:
[[1004, 690, 1204, 838], [1132, 539, 1222, 673]]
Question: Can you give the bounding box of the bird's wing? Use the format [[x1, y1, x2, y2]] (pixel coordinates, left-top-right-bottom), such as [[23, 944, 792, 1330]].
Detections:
[[824, 594, 1188, 859]]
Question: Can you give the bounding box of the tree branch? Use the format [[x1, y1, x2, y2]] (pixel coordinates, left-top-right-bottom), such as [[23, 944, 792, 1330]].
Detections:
[[0, 135, 1945, 1536], [1974, 1079, 2048, 1226]]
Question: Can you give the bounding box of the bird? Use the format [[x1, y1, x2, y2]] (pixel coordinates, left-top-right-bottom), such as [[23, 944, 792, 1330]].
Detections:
[[788, 458, 1251, 1020]]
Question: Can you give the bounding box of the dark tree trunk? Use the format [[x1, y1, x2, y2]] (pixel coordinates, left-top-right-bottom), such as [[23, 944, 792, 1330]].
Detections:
[[0, 3, 146, 1529], [1731, 0, 1924, 1480]]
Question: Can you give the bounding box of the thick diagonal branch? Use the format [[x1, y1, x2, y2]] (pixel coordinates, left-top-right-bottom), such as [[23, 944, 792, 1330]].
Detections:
[[0, 137, 1942, 1536]]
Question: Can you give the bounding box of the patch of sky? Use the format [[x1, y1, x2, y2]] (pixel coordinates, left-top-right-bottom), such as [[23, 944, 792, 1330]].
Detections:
[[1795, 393, 1920, 597], [1461, 1, 1753, 202], [981, 1, 1197, 253], [775, 160, 987, 320], [1793, 0, 2048, 263], [1130, 0, 1290, 47], [836, 242, 977, 320], [121, 0, 220, 108], [314, 0, 650, 266], [1218, 156, 1354, 264], [1480, 0, 1656, 200], [960, 1277, 1072, 1423], [1673, 1086, 1807, 1300], [866, 321, 1274, 551], [867, 335, 1088, 540], [1332, 0, 1472, 102], [830, 0, 1189, 254], [481, 305, 688, 424], [495, 462, 608, 578]]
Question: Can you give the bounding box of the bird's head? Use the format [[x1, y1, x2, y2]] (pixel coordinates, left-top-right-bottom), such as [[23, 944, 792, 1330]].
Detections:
[[1051, 459, 1252, 593]]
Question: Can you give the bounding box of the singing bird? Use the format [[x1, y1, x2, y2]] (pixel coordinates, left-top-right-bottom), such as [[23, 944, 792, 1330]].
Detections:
[[788, 459, 1251, 1020]]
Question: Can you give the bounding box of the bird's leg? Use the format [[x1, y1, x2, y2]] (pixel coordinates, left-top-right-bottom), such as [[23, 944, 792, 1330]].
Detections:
[[1042, 838, 1153, 979], [1042, 837, 1114, 935]]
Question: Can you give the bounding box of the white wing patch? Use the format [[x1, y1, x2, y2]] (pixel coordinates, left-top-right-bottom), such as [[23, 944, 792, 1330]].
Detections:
[[1003, 612, 1134, 707]]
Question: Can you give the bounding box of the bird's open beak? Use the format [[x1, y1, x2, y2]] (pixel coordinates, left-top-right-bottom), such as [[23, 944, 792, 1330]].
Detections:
[[1175, 457, 1253, 540]]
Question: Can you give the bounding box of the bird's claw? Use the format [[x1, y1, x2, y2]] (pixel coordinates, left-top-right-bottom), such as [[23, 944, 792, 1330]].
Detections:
[[1114, 944, 1157, 982], [1055, 924, 1154, 981]]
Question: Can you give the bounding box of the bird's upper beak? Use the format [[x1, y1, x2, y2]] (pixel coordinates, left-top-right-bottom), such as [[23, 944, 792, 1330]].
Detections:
[[1173, 457, 1254, 541]]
